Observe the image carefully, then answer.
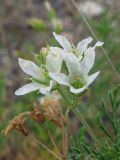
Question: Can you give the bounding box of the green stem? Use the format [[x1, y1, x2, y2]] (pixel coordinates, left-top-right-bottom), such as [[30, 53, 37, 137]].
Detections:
[[57, 86, 72, 106], [74, 108, 100, 146], [72, 94, 78, 109], [57, 86, 100, 146]]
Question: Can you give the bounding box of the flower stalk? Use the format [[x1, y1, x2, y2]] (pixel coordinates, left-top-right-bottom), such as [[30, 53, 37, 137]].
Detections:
[[31, 135, 63, 160], [57, 86, 100, 147], [74, 108, 100, 146]]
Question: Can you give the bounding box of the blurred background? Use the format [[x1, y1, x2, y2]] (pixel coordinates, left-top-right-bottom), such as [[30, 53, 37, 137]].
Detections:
[[0, 0, 120, 159]]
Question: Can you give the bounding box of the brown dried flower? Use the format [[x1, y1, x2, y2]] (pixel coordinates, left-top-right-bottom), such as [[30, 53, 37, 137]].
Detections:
[[4, 93, 67, 136], [39, 95, 67, 127], [4, 112, 30, 136], [30, 105, 45, 123]]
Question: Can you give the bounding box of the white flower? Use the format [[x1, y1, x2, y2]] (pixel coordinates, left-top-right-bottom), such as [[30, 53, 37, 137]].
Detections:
[[15, 47, 63, 96], [49, 52, 99, 94], [15, 32, 103, 96], [49, 33, 104, 94], [53, 32, 103, 61], [46, 47, 63, 73], [15, 58, 53, 95]]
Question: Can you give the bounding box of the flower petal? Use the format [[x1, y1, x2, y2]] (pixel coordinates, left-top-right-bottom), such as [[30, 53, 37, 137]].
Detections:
[[77, 37, 93, 57], [53, 32, 71, 51], [46, 47, 63, 72], [81, 41, 103, 74], [70, 71, 100, 94], [86, 71, 100, 86], [93, 41, 104, 49], [70, 85, 86, 94], [15, 82, 42, 95], [49, 72, 70, 86], [39, 80, 54, 95], [18, 58, 45, 80], [81, 48, 95, 74], [64, 53, 82, 79]]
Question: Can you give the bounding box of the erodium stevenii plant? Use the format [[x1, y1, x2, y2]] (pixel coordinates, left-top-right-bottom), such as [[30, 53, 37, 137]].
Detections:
[[15, 32, 103, 96]]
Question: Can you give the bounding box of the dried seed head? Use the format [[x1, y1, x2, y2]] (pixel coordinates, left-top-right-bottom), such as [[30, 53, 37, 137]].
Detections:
[[42, 97, 61, 115], [30, 105, 45, 123], [4, 112, 30, 136], [39, 94, 67, 127], [4, 92, 67, 136]]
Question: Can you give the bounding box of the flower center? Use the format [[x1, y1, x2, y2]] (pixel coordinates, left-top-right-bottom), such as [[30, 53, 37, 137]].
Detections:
[[70, 78, 84, 89]]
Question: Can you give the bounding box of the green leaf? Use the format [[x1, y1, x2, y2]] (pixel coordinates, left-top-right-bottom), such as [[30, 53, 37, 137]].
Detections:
[[113, 85, 120, 98], [77, 127, 85, 142], [100, 99, 106, 116], [100, 99, 114, 127], [97, 112, 113, 139], [70, 135, 76, 147], [81, 143, 92, 154], [108, 90, 115, 112], [115, 100, 120, 111]]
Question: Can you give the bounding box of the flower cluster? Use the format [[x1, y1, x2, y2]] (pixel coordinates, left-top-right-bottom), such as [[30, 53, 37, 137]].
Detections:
[[15, 32, 103, 96]]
